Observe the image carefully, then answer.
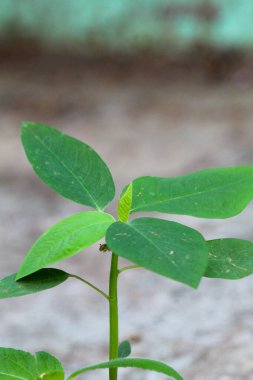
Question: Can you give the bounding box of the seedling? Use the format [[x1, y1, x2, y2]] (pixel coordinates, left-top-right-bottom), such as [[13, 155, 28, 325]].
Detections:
[[1, 122, 253, 380]]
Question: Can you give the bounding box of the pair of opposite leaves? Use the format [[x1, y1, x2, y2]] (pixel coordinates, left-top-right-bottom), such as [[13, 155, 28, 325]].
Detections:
[[3, 121, 253, 294]]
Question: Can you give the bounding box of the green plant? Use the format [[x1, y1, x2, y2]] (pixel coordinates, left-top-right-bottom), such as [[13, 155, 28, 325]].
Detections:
[[1, 122, 253, 380]]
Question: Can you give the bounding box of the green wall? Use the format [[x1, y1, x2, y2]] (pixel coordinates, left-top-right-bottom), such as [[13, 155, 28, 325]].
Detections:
[[1, 0, 252, 52]]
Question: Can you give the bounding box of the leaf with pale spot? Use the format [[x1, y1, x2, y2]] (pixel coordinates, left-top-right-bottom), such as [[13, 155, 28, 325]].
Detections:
[[35, 351, 64, 380], [106, 217, 208, 288], [205, 238, 253, 279], [127, 167, 253, 218]]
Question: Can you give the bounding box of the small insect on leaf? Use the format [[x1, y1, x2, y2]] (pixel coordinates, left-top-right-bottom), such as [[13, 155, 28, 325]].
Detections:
[[99, 243, 109, 253]]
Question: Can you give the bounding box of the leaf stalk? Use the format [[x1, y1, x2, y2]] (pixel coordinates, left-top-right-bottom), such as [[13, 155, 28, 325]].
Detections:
[[69, 274, 109, 300], [118, 265, 140, 274]]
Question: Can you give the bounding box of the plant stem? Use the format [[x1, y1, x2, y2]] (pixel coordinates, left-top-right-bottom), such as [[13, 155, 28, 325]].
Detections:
[[109, 253, 119, 380], [69, 274, 109, 300]]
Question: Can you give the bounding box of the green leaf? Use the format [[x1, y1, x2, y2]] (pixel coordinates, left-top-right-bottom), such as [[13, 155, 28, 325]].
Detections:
[[205, 238, 253, 279], [17, 211, 114, 280], [35, 351, 64, 380], [128, 167, 253, 218], [117, 183, 132, 222], [106, 217, 208, 288], [0, 269, 69, 298], [21, 122, 115, 210], [67, 357, 183, 380], [118, 340, 131, 358], [0, 348, 37, 380], [0, 348, 64, 380]]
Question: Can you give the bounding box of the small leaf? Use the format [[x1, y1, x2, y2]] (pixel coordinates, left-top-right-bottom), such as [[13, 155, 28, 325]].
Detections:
[[0, 269, 69, 298], [106, 217, 208, 288], [67, 357, 183, 380], [17, 211, 114, 280], [35, 351, 64, 380], [21, 122, 115, 210], [117, 183, 132, 222], [118, 340, 131, 358], [128, 167, 253, 218], [205, 238, 253, 279]]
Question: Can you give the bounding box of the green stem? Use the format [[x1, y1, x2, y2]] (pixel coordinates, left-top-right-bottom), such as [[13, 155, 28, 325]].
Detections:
[[118, 264, 140, 274], [69, 274, 109, 301], [109, 253, 119, 380]]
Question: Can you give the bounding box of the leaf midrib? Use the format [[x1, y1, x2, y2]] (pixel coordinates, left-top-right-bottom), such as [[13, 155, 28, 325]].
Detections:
[[127, 221, 182, 275], [131, 176, 252, 212], [0, 372, 27, 380], [19, 220, 111, 277], [38, 220, 111, 255]]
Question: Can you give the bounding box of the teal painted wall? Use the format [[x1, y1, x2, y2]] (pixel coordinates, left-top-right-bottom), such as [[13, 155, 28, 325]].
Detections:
[[0, 0, 252, 52]]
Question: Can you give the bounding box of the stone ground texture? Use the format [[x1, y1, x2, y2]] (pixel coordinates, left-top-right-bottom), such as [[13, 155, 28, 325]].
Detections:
[[1, 59, 253, 379]]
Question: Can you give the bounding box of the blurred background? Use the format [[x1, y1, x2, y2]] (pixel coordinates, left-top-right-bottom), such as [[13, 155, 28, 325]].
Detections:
[[1, 1, 253, 379]]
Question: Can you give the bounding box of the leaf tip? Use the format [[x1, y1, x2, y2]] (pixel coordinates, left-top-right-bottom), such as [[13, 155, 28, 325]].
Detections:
[[21, 120, 35, 130]]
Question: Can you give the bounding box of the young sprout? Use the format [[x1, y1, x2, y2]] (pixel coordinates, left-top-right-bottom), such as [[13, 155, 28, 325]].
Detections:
[[1, 122, 253, 380]]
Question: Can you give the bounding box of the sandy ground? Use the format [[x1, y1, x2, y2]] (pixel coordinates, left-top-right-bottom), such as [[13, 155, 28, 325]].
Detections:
[[1, 58, 253, 379]]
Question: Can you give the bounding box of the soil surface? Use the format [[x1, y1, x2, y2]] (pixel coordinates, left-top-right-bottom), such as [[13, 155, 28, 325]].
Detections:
[[1, 57, 253, 379]]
